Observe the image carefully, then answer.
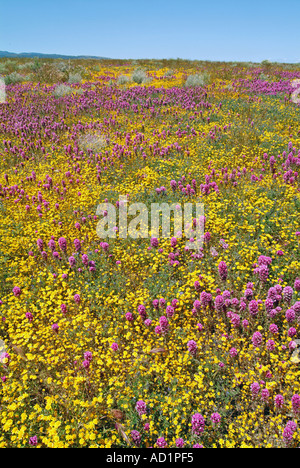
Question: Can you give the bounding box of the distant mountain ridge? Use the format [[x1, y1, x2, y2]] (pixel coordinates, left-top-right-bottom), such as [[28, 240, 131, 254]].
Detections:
[[0, 50, 110, 60]]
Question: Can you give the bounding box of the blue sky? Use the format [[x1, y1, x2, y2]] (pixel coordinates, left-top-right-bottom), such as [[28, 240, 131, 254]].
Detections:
[[1, 0, 300, 62]]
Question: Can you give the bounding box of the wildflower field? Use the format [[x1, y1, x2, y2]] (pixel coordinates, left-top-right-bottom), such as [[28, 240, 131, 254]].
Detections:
[[0, 58, 300, 448]]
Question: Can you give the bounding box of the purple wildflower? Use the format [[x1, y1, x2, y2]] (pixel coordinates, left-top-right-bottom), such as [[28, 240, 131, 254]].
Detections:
[[74, 294, 81, 304], [125, 312, 134, 322], [283, 420, 297, 446], [191, 413, 205, 436], [286, 309, 296, 323], [156, 437, 167, 448], [274, 394, 284, 409], [292, 394, 300, 414], [68, 256, 76, 268], [29, 435, 38, 446], [131, 430, 141, 446], [25, 312, 33, 322], [214, 295, 224, 312], [166, 305, 174, 317], [250, 381, 260, 397], [13, 286, 21, 297], [218, 261, 228, 281], [51, 323, 59, 333], [175, 438, 185, 448], [283, 286, 293, 304], [269, 323, 278, 335], [248, 300, 259, 317], [150, 237, 159, 248], [187, 340, 198, 356], [159, 315, 169, 334], [135, 400, 147, 416], [210, 412, 221, 425], [230, 313, 241, 328], [84, 351, 93, 362], [138, 304, 147, 320], [58, 237, 67, 252], [252, 331, 263, 348], [266, 339, 275, 351]]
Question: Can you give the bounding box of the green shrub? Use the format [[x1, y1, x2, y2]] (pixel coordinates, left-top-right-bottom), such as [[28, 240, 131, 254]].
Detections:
[[4, 72, 24, 85], [68, 73, 82, 84], [52, 84, 73, 97], [17, 62, 34, 71], [131, 69, 147, 84], [0, 64, 7, 74], [185, 73, 210, 87], [261, 59, 272, 68], [117, 75, 132, 85]]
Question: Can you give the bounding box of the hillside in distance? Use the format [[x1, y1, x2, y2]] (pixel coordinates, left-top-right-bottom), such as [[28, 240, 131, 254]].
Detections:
[[0, 50, 110, 59]]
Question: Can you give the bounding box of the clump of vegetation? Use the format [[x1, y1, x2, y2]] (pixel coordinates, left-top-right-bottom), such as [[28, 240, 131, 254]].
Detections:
[[17, 62, 35, 71], [261, 59, 272, 68], [117, 74, 132, 85], [163, 69, 175, 77], [259, 73, 269, 81], [185, 73, 210, 87], [0, 63, 7, 74], [4, 72, 24, 85], [52, 83, 73, 97], [131, 69, 148, 84], [68, 72, 82, 84], [78, 132, 106, 152]]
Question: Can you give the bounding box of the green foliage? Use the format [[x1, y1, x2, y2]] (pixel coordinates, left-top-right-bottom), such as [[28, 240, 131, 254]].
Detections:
[[68, 72, 82, 84], [117, 75, 132, 85], [132, 69, 148, 84], [185, 73, 210, 87], [52, 83, 73, 97], [4, 72, 24, 85]]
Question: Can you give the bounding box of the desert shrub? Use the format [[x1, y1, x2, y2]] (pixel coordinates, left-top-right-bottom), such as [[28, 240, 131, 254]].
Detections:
[[117, 75, 132, 85], [17, 62, 34, 71], [4, 60, 15, 67], [55, 61, 69, 72], [52, 84, 73, 97], [4, 72, 24, 85], [0, 77, 5, 102], [0, 63, 7, 74], [185, 73, 210, 87], [35, 63, 68, 84], [23, 73, 34, 82], [28, 59, 42, 72], [68, 73, 82, 84], [3, 59, 18, 71], [132, 69, 147, 84], [261, 59, 272, 69]]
